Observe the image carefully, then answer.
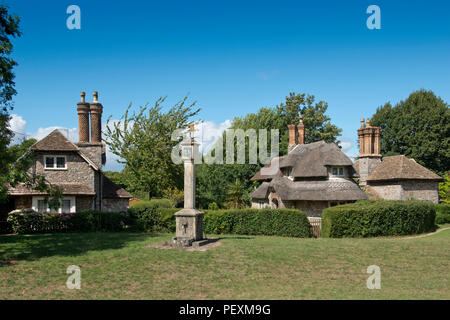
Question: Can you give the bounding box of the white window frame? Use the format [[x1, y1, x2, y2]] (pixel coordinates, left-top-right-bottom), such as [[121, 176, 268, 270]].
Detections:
[[32, 196, 76, 213], [331, 167, 345, 177], [44, 155, 67, 170]]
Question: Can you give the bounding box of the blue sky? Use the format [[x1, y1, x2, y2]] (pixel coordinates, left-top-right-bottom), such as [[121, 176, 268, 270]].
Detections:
[[7, 0, 450, 170]]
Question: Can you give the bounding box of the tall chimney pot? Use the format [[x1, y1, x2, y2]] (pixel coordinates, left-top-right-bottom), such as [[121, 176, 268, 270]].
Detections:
[[77, 92, 90, 143]]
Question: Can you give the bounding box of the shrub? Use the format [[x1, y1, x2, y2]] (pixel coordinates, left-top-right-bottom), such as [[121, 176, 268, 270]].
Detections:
[[322, 200, 436, 238], [130, 198, 173, 209], [208, 202, 219, 210], [127, 203, 177, 232], [203, 208, 312, 238], [7, 209, 127, 234], [435, 203, 450, 224], [127, 206, 312, 237]]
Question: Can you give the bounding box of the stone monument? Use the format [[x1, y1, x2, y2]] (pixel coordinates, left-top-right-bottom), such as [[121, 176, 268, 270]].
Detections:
[[171, 125, 205, 247]]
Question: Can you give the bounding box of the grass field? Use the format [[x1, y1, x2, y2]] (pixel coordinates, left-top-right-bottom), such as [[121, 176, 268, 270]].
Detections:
[[1, 225, 449, 299]]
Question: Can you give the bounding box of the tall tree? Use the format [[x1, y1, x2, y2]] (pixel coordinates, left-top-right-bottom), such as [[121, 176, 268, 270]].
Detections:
[[104, 96, 200, 198], [0, 5, 21, 202], [370, 89, 449, 175]]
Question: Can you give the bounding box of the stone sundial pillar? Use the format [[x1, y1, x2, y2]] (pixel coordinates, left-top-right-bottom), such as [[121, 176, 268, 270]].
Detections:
[[173, 126, 204, 247]]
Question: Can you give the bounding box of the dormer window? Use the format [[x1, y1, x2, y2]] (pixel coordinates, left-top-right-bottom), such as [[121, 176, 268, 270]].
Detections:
[[332, 167, 344, 176], [44, 155, 67, 169]]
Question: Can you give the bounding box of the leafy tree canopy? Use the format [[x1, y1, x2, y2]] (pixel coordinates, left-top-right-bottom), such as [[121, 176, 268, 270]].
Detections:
[[104, 96, 200, 198], [370, 89, 449, 175]]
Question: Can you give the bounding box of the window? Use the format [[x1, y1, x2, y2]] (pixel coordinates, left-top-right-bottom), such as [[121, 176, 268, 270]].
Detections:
[[258, 201, 265, 208], [44, 156, 66, 169], [37, 200, 47, 213], [332, 167, 344, 176], [32, 197, 75, 213], [61, 200, 71, 213]]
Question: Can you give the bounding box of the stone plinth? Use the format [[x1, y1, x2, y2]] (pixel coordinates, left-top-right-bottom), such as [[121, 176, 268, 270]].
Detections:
[[172, 208, 204, 246]]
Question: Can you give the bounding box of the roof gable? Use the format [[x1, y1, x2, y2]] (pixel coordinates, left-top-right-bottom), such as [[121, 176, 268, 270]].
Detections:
[[31, 129, 79, 152]]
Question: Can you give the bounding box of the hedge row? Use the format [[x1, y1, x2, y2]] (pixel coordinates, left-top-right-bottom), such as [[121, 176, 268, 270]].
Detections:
[[6, 205, 312, 238], [322, 200, 437, 238], [7, 210, 128, 234], [203, 208, 312, 237], [435, 203, 450, 224]]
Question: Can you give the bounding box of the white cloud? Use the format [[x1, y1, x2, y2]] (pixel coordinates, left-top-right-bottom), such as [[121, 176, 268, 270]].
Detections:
[[192, 120, 232, 153], [8, 114, 27, 144]]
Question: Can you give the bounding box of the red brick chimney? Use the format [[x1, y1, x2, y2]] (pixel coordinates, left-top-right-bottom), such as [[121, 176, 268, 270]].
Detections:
[[297, 114, 305, 145], [89, 91, 103, 144], [288, 124, 296, 151], [77, 92, 90, 143]]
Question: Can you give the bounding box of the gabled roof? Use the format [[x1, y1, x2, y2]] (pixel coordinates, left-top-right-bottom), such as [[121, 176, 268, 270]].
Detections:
[[366, 155, 443, 182], [102, 175, 132, 199], [251, 141, 358, 180], [31, 129, 79, 152]]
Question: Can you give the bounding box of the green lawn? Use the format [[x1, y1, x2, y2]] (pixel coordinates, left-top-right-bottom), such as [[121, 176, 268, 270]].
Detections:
[[1, 225, 449, 299]]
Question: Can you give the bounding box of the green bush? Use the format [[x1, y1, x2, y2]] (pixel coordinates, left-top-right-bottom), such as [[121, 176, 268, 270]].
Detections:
[[127, 203, 177, 232], [203, 208, 312, 238], [130, 198, 173, 209], [7, 209, 127, 234], [435, 204, 450, 224], [127, 206, 312, 237], [322, 200, 436, 238]]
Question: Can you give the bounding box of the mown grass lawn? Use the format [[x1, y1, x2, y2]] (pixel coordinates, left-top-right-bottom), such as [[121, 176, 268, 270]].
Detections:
[[0, 225, 449, 300]]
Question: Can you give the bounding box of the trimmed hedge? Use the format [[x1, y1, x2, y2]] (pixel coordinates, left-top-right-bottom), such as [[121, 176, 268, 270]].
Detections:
[[203, 208, 312, 238], [129, 203, 312, 237], [435, 203, 450, 224], [130, 198, 173, 209], [322, 200, 437, 238], [7, 210, 127, 234]]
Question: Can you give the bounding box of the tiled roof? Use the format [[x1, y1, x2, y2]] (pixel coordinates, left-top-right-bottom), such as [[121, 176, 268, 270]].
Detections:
[[366, 155, 443, 182], [8, 183, 95, 195], [31, 129, 79, 152], [102, 175, 132, 198]]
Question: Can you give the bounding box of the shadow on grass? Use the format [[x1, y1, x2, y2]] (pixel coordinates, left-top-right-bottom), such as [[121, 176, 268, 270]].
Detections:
[[0, 232, 157, 267]]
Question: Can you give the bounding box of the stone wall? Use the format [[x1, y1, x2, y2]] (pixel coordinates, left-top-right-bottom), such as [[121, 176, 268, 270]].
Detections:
[[401, 180, 439, 203], [358, 156, 382, 186], [33, 152, 95, 191], [76, 196, 94, 211], [366, 182, 402, 200], [366, 180, 439, 203], [293, 200, 329, 217], [102, 198, 129, 212]]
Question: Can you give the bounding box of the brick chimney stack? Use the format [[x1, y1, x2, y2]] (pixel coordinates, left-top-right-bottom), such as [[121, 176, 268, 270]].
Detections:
[[297, 114, 305, 145], [77, 92, 90, 143], [288, 124, 296, 151], [357, 118, 382, 185], [90, 91, 103, 144]]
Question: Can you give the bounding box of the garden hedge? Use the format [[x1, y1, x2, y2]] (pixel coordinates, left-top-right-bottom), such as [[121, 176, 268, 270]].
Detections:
[[7, 210, 127, 234], [435, 203, 450, 224], [130, 203, 312, 237], [203, 208, 312, 238], [322, 200, 437, 238]]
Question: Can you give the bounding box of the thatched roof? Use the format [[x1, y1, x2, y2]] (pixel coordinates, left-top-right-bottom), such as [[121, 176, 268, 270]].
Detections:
[[251, 141, 359, 180], [250, 182, 270, 199], [366, 155, 443, 182], [257, 176, 367, 201]]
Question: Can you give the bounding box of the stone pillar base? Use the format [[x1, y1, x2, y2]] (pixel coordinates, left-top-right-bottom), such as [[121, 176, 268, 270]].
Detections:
[[174, 208, 204, 246]]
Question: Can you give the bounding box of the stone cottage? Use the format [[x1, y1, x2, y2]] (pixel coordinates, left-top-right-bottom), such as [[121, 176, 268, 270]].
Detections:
[[4, 91, 131, 216], [250, 116, 367, 217], [355, 119, 443, 203]]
